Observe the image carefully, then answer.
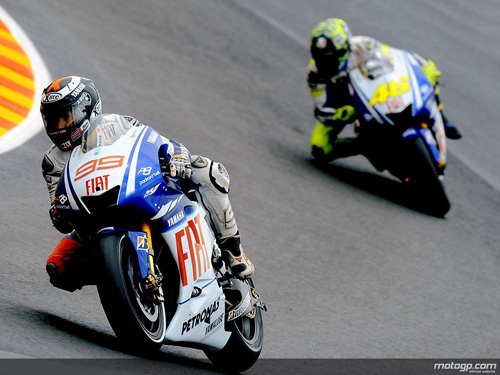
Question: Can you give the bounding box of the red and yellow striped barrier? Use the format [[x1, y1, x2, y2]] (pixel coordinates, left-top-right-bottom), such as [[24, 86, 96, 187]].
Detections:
[[0, 17, 35, 138]]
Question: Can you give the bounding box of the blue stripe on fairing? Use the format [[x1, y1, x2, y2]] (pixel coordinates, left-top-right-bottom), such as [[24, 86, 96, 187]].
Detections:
[[403, 52, 422, 116], [66, 152, 89, 213], [121, 125, 147, 200], [179, 277, 217, 305]]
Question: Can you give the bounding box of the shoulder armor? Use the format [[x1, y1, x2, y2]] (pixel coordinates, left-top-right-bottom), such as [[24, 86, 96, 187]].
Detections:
[[41, 153, 55, 173], [41, 145, 70, 177]]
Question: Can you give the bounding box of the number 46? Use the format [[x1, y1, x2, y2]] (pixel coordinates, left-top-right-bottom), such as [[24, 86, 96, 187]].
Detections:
[[369, 76, 410, 106]]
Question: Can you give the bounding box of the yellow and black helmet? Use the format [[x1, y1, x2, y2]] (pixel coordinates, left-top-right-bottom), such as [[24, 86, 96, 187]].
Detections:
[[310, 18, 352, 78]]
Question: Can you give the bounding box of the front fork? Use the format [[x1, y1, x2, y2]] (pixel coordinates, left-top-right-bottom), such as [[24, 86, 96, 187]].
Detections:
[[402, 125, 445, 175], [134, 223, 164, 304], [96, 224, 164, 304]]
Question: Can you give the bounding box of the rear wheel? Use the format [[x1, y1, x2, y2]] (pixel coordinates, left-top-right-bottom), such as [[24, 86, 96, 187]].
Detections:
[[204, 279, 264, 373], [96, 233, 166, 352]]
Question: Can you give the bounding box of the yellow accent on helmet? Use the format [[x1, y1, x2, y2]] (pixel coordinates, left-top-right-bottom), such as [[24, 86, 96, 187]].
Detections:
[[311, 18, 351, 51]]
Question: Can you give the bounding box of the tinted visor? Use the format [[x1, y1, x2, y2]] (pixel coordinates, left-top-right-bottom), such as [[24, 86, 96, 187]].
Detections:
[[42, 101, 87, 134], [311, 37, 347, 79]]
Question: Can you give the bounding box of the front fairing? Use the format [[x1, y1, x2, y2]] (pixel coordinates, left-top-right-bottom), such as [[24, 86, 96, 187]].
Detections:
[[348, 48, 436, 128], [54, 123, 180, 234]]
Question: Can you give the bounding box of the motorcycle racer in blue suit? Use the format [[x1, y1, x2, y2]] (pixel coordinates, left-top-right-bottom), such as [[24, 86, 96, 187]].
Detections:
[[40, 76, 254, 292], [307, 18, 462, 162]]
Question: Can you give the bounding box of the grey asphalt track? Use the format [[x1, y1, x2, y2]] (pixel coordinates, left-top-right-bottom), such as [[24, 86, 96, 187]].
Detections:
[[0, 0, 499, 372]]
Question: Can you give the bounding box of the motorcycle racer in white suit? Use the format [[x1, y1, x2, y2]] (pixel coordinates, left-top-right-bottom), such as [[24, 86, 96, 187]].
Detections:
[[40, 76, 254, 292]]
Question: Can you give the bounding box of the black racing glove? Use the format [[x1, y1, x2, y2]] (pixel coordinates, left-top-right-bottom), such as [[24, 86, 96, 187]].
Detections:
[[49, 205, 73, 234]]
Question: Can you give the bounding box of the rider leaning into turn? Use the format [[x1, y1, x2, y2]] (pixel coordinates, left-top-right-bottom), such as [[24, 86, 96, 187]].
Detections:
[[307, 18, 462, 162], [40, 76, 254, 292]]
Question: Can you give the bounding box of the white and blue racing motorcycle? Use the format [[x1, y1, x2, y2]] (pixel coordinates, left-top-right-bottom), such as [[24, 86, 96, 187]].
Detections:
[[347, 46, 451, 216], [53, 119, 265, 372]]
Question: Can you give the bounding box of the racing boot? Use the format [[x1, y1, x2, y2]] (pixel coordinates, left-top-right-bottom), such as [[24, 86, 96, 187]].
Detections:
[[311, 123, 362, 162], [46, 261, 96, 292], [46, 262, 83, 292], [46, 234, 97, 292], [442, 115, 462, 140], [434, 87, 462, 140], [311, 122, 335, 162], [219, 233, 254, 279]]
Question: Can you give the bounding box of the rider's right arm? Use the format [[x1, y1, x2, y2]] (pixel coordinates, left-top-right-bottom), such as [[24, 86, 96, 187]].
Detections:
[[41, 145, 70, 205], [42, 147, 74, 233], [307, 59, 327, 104], [307, 59, 356, 130], [307, 66, 341, 124]]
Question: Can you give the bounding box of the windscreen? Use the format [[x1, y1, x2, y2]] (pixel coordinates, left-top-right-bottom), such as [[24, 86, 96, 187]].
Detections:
[[360, 49, 394, 79], [81, 114, 131, 152]]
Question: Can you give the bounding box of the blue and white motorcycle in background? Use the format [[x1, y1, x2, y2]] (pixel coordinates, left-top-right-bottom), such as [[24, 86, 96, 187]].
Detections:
[[347, 46, 451, 216], [53, 120, 265, 372]]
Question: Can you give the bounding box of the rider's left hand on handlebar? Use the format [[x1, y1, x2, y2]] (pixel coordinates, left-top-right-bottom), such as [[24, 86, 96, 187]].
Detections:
[[169, 155, 192, 179], [333, 105, 355, 122]]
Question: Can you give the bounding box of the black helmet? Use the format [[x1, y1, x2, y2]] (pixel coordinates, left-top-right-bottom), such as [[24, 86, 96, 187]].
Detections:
[[310, 18, 352, 79], [40, 76, 101, 151]]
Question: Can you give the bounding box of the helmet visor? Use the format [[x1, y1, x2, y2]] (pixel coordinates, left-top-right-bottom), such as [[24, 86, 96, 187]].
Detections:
[[311, 37, 348, 78], [42, 100, 87, 134]]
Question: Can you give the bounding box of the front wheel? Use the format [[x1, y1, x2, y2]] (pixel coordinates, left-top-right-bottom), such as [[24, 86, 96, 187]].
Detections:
[[204, 279, 264, 373], [403, 136, 451, 217], [96, 233, 166, 352]]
